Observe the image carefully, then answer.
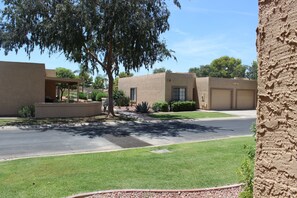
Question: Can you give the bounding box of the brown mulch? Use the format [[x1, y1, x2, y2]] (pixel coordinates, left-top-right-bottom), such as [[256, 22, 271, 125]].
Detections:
[[70, 184, 242, 198]]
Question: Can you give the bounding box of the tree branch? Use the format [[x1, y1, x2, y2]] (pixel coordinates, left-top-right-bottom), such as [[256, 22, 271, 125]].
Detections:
[[83, 44, 105, 69]]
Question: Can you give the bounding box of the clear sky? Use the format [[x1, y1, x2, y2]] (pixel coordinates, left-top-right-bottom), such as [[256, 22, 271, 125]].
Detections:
[[0, 0, 258, 76]]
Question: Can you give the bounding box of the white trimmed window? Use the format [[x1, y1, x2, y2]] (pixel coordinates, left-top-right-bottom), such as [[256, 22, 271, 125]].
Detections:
[[172, 87, 186, 101], [130, 88, 137, 101]]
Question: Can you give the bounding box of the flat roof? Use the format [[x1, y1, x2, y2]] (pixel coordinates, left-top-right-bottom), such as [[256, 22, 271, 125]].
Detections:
[[45, 77, 81, 85]]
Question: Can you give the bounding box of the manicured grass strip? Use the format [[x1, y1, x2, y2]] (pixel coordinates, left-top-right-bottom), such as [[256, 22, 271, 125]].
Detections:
[[148, 111, 234, 120], [0, 137, 254, 198]]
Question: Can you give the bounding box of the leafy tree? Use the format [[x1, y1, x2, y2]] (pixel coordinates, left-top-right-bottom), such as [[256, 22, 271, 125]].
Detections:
[[118, 72, 134, 78], [153, 67, 172, 74], [209, 56, 246, 78], [56, 67, 76, 100], [93, 75, 106, 89], [189, 56, 246, 78], [74, 64, 93, 92], [246, 61, 258, 80], [189, 65, 211, 77], [0, 0, 180, 116]]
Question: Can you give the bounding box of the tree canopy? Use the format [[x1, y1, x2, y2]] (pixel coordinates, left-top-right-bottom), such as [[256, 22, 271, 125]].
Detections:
[[0, 0, 180, 115], [246, 61, 258, 80], [189, 56, 247, 78], [93, 75, 106, 89], [153, 67, 172, 74]]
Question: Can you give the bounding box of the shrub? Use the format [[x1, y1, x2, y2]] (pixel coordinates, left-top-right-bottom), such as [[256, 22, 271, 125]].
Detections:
[[238, 123, 256, 198], [113, 90, 130, 106], [18, 105, 35, 118], [91, 90, 100, 101], [78, 92, 88, 100], [152, 101, 169, 112], [136, 101, 150, 113], [96, 92, 108, 101], [171, 101, 196, 112]]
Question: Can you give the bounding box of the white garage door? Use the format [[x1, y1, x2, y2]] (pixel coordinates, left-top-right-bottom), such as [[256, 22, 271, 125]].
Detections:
[[236, 90, 255, 109], [211, 89, 232, 110]]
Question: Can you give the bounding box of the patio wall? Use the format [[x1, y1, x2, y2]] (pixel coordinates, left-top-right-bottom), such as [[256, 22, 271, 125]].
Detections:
[[35, 102, 102, 118]]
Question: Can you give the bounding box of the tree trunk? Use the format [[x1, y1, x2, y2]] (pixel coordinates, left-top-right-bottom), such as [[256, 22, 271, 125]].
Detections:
[[107, 70, 115, 116]]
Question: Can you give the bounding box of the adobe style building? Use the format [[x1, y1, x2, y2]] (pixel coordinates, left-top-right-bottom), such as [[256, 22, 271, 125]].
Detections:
[[0, 61, 101, 118], [119, 72, 257, 110]]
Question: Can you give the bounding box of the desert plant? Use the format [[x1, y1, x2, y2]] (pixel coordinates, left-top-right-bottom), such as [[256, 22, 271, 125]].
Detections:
[[136, 101, 150, 113], [152, 101, 169, 112], [18, 105, 35, 118], [238, 123, 256, 198], [171, 101, 196, 112]]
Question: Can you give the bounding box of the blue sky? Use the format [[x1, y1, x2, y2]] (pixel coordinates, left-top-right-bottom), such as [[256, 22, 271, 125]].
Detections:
[[0, 0, 258, 76]]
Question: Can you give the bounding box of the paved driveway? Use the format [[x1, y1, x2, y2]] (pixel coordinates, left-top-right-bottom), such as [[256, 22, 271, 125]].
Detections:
[[0, 118, 255, 160]]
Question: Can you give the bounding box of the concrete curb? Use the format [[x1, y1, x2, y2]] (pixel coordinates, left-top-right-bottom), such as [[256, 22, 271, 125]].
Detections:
[[67, 183, 244, 198]]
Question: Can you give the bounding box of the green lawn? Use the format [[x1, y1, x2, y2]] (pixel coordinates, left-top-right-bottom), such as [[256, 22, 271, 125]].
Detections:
[[0, 137, 254, 198], [148, 111, 234, 120]]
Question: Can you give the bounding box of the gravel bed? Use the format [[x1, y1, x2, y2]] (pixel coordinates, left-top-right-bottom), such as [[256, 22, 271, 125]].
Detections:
[[71, 184, 242, 198]]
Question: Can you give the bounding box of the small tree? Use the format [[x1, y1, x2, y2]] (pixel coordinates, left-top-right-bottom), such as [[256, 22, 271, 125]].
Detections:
[[56, 67, 76, 100], [0, 0, 180, 116], [93, 75, 106, 89], [246, 61, 258, 80], [153, 67, 172, 74]]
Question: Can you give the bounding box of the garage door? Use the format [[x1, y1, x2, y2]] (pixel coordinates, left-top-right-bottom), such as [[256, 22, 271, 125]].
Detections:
[[236, 90, 255, 109], [211, 89, 232, 110]]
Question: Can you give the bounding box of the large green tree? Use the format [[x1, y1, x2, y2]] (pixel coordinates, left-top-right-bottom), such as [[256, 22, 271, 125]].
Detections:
[[189, 56, 247, 78], [0, 0, 180, 116]]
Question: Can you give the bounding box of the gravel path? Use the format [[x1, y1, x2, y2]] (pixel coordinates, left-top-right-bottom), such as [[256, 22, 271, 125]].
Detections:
[[70, 184, 242, 198]]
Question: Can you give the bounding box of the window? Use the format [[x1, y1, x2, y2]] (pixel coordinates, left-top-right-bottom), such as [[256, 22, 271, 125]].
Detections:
[[130, 88, 137, 101], [172, 87, 186, 101]]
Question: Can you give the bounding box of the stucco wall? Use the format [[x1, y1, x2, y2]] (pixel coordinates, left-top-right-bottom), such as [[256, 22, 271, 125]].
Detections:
[[35, 102, 102, 118], [118, 73, 166, 105], [195, 77, 209, 109], [254, 0, 297, 197], [0, 61, 45, 116], [164, 73, 196, 102]]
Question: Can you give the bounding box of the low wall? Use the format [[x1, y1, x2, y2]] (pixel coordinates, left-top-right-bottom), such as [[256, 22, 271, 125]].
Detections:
[[35, 102, 102, 118]]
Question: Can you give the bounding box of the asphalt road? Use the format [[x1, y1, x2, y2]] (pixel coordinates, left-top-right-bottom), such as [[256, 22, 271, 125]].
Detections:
[[0, 118, 255, 160]]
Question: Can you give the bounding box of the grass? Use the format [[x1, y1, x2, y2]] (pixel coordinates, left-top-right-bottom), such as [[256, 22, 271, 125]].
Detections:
[[0, 137, 254, 198], [149, 111, 234, 120]]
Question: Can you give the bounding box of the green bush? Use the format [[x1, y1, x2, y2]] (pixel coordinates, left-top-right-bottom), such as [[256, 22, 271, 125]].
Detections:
[[95, 91, 108, 101], [18, 105, 35, 118], [78, 92, 88, 100], [171, 101, 196, 112], [113, 90, 130, 106], [152, 101, 169, 112], [238, 123, 256, 198], [91, 90, 100, 101], [136, 101, 150, 113]]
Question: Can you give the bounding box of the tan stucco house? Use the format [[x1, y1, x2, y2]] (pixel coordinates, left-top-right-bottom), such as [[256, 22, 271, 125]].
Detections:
[[0, 61, 101, 117], [119, 72, 257, 110]]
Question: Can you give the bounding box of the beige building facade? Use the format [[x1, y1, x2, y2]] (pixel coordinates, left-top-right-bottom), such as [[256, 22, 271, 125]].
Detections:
[[119, 73, 257, 110], [0, 61, 101, 117]]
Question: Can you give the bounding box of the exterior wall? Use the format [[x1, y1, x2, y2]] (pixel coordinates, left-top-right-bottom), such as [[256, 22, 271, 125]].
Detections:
[[118, 73, 166, 105], [195, 77, 209, 109], [0, 61, 45, 116], [164, 73, 196, 102], [254, 1, 297, 197], [35, 102, 102, 118], [209, 77, 257, 110], [45, 80, 56, 100]]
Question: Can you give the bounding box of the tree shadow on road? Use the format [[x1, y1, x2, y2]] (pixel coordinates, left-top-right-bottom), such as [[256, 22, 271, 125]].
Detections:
[[17, 120, 232, 139]]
